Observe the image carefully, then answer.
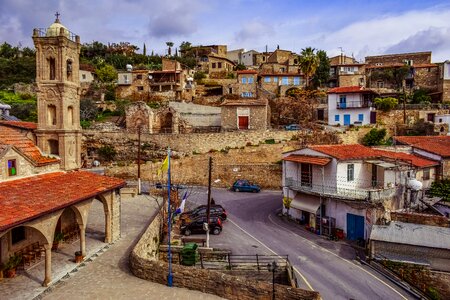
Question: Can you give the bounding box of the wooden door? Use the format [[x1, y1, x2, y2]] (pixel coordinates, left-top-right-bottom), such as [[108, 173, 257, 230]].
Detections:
[[238, 116, 249, 129]]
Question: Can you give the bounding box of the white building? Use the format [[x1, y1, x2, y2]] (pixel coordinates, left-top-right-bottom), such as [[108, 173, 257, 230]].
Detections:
[[435, 114, 450, 135], [79, 69, 94, 83], [241, 50, 259, 67], [327, 86, 378, 126], [282, 144, 438, 241]]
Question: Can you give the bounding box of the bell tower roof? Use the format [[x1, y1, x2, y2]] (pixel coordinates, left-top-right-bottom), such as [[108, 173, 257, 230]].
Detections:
[[46, 12, 70, 38]]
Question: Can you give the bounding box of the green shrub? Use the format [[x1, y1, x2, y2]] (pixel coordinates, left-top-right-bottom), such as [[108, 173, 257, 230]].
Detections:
[[98, 145, 117, 161], [362, 128, 387, 146], [194, 71, 206, 81], [264, 139, 276, 144], [80, 120, 91, 129], [427, 179, 450, 202], [374, 97, 398, 112], [427, 287, 440, 300]]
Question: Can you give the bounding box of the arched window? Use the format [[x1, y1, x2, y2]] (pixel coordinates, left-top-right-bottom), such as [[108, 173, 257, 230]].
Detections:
[[48, 139, 59, 155], [47, 105, 57, 125], [49, 57, 56, 80], [66, 59, 73, 81], [67, 106, 74, 125]]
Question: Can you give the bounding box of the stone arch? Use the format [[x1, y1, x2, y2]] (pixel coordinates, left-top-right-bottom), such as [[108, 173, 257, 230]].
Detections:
[[94, 194, 113, 243], [47, 104, 57, 125]]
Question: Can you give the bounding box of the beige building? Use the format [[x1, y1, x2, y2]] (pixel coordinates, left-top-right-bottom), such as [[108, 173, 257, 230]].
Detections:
[[221, 99, 270, 131], [328, 54, 365, 88]]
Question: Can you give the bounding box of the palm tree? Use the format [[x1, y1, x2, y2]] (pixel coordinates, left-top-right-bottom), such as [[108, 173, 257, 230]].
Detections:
[[166, 42, 174, 56], [299, 47, 319, 88]]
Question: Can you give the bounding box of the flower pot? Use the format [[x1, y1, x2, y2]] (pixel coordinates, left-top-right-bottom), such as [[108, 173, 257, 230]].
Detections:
[[75, 251, 83, 263], [5, 268, 16, 278]]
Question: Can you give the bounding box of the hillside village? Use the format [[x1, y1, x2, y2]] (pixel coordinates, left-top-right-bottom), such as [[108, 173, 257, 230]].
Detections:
[[0, 13, 449, 300]]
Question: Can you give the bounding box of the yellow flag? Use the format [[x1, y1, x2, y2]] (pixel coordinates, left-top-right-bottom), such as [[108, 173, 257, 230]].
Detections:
[[157, 155, 169, 176]]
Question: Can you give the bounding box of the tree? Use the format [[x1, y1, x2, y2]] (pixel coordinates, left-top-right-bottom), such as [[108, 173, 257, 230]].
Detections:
[[96, 64, 117, 83], [361, 128, 387, 146], [311, 50, 330, 88], [427, 179, 450, 202], [179, 41, 192, 53], [299, 47, 319, 88], [235, 63, 246, 71], [411, 89, 432, 104], [374, 97, 398, 112], [80, 98, 99, 121], [143, 43, 147, 56], [166, 42, 174, 56]]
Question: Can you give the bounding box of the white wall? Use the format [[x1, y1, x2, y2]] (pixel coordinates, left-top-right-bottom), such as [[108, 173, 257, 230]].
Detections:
[[327, 93, 373, 126], [325, 198, 369, 239], [242, 50, 258, 66], [79, 70, 94, 83], [336, 161, 373, 190]]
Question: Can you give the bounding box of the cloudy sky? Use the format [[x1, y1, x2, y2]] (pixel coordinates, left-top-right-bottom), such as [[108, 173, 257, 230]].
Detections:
[[1, 0, 449, 62]]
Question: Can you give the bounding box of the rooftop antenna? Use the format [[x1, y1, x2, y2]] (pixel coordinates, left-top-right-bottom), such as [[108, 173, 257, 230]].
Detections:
[[338, 47, 344, 55]]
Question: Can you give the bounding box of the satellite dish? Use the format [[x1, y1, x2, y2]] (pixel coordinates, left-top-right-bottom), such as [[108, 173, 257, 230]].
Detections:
[[148, 75, 153, 80], [408, 179, 423, 191]]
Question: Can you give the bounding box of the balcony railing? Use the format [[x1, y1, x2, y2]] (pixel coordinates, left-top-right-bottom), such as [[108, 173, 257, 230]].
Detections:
[[336, 100, 370, 109], [285, 177, 398, 201]]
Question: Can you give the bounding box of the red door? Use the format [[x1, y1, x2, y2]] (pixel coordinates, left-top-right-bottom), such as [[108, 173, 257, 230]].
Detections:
[[238, 116, 249, 129]]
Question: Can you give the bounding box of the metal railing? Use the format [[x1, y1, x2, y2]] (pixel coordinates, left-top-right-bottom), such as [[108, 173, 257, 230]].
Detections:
[[34, 28, 78, 42], [285, 177, 398, 201], [336, 100, 370, 109]]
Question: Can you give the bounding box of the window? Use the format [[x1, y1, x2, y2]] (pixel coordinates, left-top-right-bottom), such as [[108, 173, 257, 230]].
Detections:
[[123, 75, 129, 83], [8, 159, 17, 176], [68, 106, 74, 125], [273, 77, 278, 83], [82, 74, 86, 80], [293, 77, 300, 85], [248, 77, 254, 84], [49, 57, 56, 80], [335, 115, 340, 122], [218, 62, 222, 68], [423, 168, 430, 180], [280, 67, 286, 73], [300, 163, 312, 187], [66, 60, 73, 80], [264, 77, 271, 83], [137, 86, 144, 91], [11, 227, 26, 245], [281, 77, 289, 85], [377, 81, 384, 88], [212, 63, 216, 68], [358, 114, 364, 122], [241, 92, 253, 97], [136, 74, 142, 80], [47, 105, 57, 125], [263, 56, 266, 61], [347, 164, 354, 182], [241, 77, 247, 84]]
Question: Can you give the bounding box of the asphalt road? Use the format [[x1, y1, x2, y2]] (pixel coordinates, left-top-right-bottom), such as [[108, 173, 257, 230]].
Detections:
[[185, 187, 415, 300]]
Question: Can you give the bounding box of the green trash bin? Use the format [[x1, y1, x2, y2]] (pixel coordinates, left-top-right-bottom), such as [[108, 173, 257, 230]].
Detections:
[[181, 243, 198, 266]]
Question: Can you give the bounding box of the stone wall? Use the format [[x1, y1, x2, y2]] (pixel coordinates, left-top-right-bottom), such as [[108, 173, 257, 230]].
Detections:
[[390, 212, 450, 227], [129, 206, 320, 300], [221, 106, 269, 131], [414, 67, 439, 91], [365, 52, 431, 65]]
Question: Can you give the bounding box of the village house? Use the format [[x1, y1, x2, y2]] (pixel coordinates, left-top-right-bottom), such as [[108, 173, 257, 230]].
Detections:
[[241, 50, 259, 67], [328, 54, 365, 88], [180, 45, 235, 78], [221, 98, 270, 131], [282, 144, 438, 241], [438, 60, 450, 102], [394, 135, 450, 179], [365, 52, 440, 100], [226, 48, 244, 64], [0, 16, 125, 286], [327, 86, 378, 126]]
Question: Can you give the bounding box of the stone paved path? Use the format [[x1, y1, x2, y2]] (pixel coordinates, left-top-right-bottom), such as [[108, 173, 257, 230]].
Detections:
[[40, 194, 223, 300]]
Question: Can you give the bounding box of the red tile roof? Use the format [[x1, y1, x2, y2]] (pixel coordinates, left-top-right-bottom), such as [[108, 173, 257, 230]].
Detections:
[[309, 144, 438, 167], [328, 86, 376, 94], [0, 171, 126, 231], [283, 155, 331, 166], [0, 121, 37, 130], [0, 124, 59, 166], [394, 136, 450, 158]]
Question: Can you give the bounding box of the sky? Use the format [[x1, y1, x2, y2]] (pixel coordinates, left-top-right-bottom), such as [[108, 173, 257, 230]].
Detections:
[[1, 0, 449, 62]]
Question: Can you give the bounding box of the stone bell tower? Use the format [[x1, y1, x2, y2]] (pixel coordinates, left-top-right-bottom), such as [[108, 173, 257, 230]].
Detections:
[[32, 14, 82, 170]]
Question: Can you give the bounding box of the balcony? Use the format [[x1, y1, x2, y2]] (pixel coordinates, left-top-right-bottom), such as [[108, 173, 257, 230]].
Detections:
[[285, 177, 398, 202], [336, 100, 370, 109]]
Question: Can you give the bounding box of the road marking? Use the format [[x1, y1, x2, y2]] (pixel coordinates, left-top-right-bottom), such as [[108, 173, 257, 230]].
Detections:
[[267, 214, 408, 300], [228, 218, 315, 291]]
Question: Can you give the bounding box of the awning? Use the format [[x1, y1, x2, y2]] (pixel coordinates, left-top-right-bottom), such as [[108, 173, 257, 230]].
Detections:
[[283, 155, 331, 166], [290, 194, 321, 214], [366, 160, 397, 168]]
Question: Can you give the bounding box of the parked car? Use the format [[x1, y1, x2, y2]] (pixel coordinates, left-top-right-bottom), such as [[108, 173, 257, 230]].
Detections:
[[180, 204, 227, 221], [180, 216, 223, 236], [231, 179, 261, 193], [285, 124, 301, 131]]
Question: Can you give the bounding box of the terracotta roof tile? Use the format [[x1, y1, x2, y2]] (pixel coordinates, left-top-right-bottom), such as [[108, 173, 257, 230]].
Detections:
[[394, 136, 450, 157], [309, 144, 438, 167], [283, 155, 331, 166], [0, 171, 126, 231], [328, 86, 376, 94], [0, 121, 37, 130]]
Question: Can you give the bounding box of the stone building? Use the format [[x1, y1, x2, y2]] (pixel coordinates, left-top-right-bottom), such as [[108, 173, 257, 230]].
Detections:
[[241, 50, 259, 67], [259, 49, 300, 74], [226, 48, 244, 64], [116, 59, 194, 102], [259, 73, 305, 96], [125, 101, 180, 134], [328, 54, 365, 88], [0, 16, 125, 287], [438, 60, 450, 102], [221, 99, 270, 131], [365, 52, 440, 100], [254, 52, 272, 66]]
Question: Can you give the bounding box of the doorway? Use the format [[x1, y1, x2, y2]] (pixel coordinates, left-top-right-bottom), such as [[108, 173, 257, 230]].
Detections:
[[238, 116, 249, 129]]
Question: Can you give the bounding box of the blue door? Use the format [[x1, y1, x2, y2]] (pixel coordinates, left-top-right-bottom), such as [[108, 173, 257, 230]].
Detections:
[[344, 114, 351, 126], [346, 213, 365, 240]]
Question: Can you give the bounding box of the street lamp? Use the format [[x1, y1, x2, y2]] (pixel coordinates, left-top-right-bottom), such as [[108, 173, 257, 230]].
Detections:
[[267, 261, 278, 300]]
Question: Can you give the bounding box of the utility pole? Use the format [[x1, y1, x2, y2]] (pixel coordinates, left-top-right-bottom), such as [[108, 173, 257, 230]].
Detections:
[[137, 126, 142, 194], [206, 156, 212, 248]]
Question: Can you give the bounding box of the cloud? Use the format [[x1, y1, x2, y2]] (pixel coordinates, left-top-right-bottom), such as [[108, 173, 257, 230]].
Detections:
[[234, 20, 274, 43]]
